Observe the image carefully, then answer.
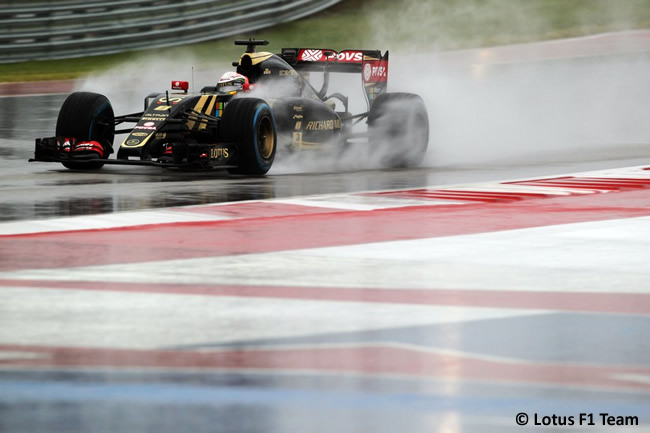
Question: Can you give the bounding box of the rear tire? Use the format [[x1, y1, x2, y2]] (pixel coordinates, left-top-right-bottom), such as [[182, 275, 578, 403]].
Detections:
[[221, 98, 277, 175], [56, 92, 115, 170], [368, 92, 429, 168]]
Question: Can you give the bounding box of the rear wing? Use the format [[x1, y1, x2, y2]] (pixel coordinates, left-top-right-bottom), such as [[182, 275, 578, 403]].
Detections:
[[281, 48, 389, 108]]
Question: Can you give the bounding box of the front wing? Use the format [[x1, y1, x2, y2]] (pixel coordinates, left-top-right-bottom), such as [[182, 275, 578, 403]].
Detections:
[[31, 137, 238, 169]]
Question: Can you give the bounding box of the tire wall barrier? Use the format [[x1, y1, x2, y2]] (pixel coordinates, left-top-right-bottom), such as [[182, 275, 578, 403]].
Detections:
[[0, 0, 342, 63]]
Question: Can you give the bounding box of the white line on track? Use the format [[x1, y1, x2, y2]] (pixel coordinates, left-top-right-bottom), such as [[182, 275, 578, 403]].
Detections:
[[1, 165, 648, 237]]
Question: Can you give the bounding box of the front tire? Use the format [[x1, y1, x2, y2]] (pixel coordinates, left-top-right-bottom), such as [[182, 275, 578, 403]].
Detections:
[[220, 98, 277, 175], [56, 92, 115, 170], [368, 92, 429, 168]]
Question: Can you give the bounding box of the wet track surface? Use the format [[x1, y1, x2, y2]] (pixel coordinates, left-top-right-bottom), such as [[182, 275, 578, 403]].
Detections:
[[3, 94, 650, 223], [2, 36, 650, 433]]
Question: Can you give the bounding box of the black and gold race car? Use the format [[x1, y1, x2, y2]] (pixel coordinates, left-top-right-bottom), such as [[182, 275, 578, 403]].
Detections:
[[31, 40, 429, 175]]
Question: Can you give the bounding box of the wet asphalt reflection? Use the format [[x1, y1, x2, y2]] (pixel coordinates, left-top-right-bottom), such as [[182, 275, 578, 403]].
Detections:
[[1, 93, 649, 223]]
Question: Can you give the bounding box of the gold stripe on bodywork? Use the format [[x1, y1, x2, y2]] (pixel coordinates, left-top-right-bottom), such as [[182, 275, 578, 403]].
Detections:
[[241, 52, 273, 66], [186, 95, 209, 130], [198, 95, 217, 130]]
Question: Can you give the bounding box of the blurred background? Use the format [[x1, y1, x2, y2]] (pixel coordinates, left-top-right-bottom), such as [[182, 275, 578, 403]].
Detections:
[[2, 0, 650, 80]]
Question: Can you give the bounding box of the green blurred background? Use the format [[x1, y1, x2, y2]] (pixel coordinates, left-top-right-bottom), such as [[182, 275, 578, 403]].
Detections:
[[1, 0, 649, 82]]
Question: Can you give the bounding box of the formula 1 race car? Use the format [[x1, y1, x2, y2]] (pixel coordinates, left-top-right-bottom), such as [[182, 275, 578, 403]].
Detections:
[[31, 39, 429, 174]]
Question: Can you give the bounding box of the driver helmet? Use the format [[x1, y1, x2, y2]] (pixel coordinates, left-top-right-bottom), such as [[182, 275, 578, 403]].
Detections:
[[217, 71, 250, 95]]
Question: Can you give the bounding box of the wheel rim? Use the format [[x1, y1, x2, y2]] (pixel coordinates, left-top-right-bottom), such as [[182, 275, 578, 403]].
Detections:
[[257, 115, 275, 160]]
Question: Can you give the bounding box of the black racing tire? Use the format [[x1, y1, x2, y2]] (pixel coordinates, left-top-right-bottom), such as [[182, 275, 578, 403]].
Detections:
[[221, 97, 277, 175], [56, 92, 115, 170], [368, 92, 429, 168]]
